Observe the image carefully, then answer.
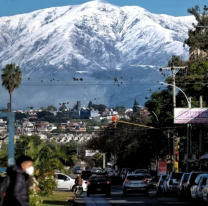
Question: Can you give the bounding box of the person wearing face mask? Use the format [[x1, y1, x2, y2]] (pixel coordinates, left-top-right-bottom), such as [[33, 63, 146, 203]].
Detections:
[[3, 155, 34, 206]]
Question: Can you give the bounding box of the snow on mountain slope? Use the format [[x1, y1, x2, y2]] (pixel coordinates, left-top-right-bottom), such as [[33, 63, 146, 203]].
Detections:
[[0, 0, 196, 109], [0, 0, 194, 75]]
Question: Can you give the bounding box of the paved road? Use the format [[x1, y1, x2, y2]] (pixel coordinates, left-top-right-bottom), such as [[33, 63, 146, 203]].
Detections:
[[75, 186, 196, 206]]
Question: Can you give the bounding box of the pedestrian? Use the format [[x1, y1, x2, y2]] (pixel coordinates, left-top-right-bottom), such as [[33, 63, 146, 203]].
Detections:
[[3, 155, 34, 206]]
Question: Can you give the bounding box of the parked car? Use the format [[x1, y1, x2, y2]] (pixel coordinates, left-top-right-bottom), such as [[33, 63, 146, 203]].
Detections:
[[202, 178, 208, 203], [74, 166, 82, 174], [122, 174, 149, 196], [184, 171, 203, 199], [55, 173, 75, 191], [87, 175, 111, 196], [190, 174, 208, 199], [156, 175, 167, 196], [143, 173, 153, 187], [163, 172, 183, 196], [177, 173, 190, 199], [55, 173, 87, 192], [120, 168, 131, 180]]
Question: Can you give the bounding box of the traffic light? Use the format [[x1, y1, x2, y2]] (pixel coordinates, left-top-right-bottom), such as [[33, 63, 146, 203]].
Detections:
[[112, 116, 117, 129], [175, 138, 180, 162], [174, 137, 180, 150]]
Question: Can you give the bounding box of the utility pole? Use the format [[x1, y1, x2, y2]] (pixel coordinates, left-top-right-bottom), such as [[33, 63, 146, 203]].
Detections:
[[199, 96, 203, 167], [186, 97, 191, 172], [172, 68, 176, 108]]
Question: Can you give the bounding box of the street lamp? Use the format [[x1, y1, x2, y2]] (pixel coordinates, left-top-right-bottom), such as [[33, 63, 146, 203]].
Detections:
[[159, 82, 191, 108]]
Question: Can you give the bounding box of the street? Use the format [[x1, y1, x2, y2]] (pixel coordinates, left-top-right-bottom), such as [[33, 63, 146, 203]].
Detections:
[[75, 186, 196, 206]]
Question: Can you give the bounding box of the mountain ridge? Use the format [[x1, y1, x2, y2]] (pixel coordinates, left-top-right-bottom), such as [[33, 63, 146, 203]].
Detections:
[[0, 1, 195, 109]]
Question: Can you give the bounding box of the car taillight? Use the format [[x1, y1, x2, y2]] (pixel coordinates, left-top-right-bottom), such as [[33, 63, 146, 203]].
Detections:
[[107, 181, 110, 184], [143, 179, 147, 183], [125, 179, 130, 183], [87, 182, 90, 186]]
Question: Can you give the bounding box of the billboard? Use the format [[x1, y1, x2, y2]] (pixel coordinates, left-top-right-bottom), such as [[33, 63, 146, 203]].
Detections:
[[157, 161, 167, 175], [85, 150, 99, 157], [174, 108, 208, 124]]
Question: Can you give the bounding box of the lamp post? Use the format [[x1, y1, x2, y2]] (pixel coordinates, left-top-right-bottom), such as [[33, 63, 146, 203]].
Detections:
[[159, 82, 192, 172], [159, 82, 191, 107]]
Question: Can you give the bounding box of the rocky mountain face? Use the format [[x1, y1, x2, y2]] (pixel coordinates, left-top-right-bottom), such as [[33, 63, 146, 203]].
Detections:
[[0, 0, 194, 109]]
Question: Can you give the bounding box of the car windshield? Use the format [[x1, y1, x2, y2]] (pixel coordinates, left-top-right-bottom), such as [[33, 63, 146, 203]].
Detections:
[[190, 173, 202, 182], [172, 173, 183, 179], [127, 175, 145, 180], [162, 175, 167, 180], [183, 174, 190, 181]]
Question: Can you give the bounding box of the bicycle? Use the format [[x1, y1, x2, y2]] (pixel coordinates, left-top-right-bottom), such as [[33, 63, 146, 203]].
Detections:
[[75, 185, 83, 196]]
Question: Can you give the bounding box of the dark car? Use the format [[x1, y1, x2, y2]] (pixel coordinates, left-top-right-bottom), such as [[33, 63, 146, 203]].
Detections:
[[184, 171, 203, 199], [177, 173, 190, 199], [87, 175, 111, 196], [81, 170, 92, 180], [156, 175, 167, 196]]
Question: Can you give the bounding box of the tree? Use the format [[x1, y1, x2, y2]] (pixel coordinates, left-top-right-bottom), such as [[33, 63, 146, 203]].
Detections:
[[39, 107, 46, 111], [167, 55, 187, 67], [87, 120, 166, 168], [133, 99, 140, 113], [133, 99, 139, 106], [88, 101, 93, 109], [115, 106, 126, 114], [184, 5, 208, 60], [47, 105, 57, 111], [59, 103, 67, 111], [1, 64, 22, 111]]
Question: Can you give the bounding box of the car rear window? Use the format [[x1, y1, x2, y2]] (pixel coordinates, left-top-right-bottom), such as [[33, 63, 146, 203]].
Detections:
[[172, 173, 183, 179], [144, 174, 151, 178], [89, 176, 107, 181], [127, 175, 145, 180]]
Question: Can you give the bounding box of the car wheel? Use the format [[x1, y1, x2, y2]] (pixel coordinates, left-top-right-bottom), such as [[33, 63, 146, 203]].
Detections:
[[72, 186, 76, 192]]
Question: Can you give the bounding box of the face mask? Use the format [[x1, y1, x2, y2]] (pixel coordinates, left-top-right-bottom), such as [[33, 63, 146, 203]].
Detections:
[[25, 166, 34, 176]]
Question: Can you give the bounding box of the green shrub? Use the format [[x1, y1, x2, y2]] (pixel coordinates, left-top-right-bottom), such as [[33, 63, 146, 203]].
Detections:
[[29, 189, 42, 206], [39, 175, 57, 196]]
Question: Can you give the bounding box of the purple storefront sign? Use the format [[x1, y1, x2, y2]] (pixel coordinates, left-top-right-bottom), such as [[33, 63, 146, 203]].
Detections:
[[174, 108, 208, 124]]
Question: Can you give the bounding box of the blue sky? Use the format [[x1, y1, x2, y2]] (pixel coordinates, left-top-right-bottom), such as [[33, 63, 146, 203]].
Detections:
[[0, 0, 207, 17]]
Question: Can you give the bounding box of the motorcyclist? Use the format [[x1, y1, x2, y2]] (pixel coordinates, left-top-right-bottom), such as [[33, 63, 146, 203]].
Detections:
[[75, 175, 83, 186]]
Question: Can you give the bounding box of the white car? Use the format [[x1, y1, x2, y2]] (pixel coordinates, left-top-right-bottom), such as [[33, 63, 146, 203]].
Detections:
[[55, 173, 87, 191], [191, 174, 208, 199]]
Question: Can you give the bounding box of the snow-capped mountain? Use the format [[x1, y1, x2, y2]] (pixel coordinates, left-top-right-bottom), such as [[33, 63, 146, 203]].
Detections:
[[0, 0, 195, 109]]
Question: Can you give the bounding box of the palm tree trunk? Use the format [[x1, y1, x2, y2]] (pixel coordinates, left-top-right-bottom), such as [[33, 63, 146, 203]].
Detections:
[[9, 92, 12, 112]]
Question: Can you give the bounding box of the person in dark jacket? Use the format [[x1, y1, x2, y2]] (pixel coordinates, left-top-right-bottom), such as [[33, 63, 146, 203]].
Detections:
[[4, 155, 34, 206]]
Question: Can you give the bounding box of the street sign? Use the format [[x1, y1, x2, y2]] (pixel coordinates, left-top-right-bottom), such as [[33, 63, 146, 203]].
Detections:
[[174, 108, 208, 124], [85, 150, 99, 157], [158, 161, 167, 175]]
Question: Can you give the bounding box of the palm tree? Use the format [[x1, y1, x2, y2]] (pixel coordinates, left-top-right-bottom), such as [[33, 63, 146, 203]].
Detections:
[[1, 64, 22, 111]]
